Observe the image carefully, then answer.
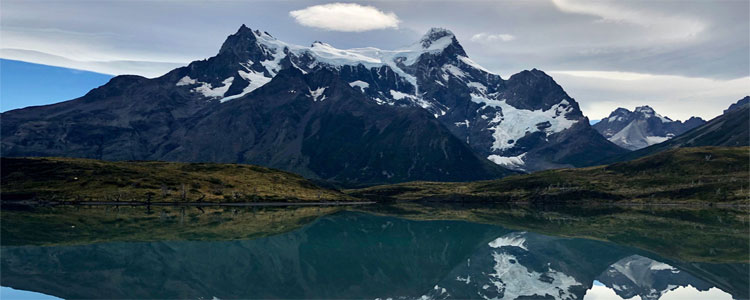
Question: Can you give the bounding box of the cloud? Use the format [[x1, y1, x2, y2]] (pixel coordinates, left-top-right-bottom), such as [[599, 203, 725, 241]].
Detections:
[[470, 33, 516, 43], [1, 48, 183, 78], [289, 3, 400, 32], [548, 70, 750, 121], [550, 0, 705, 41]]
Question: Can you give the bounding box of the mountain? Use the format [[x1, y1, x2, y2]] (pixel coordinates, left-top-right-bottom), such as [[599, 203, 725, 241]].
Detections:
[[724, 95, 749, 113], [1, 25, 623, 184], [604, 97, 749, 163], [593, 106, 706, 150]]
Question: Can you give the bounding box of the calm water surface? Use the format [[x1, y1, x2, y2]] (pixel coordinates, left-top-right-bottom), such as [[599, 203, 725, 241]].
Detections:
[[1, 204, 747, 299]]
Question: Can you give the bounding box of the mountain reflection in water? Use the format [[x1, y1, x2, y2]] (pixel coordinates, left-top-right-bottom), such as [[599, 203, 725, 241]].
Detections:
[[0, 206, 747, 299]]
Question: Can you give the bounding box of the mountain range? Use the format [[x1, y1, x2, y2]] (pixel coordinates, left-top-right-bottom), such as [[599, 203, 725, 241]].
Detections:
[[603, 97, 749, 164], [593, 106, 705, 150], [1, 25, 628, 186]]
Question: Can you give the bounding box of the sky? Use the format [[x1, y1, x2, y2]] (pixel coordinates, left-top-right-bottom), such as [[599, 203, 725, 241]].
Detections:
[[0, 59, 113, 112], [1, 0, 748, 120]]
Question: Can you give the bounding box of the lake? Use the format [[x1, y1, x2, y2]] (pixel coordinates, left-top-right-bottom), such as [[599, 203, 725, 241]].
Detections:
[[1, 203, 747, 299]]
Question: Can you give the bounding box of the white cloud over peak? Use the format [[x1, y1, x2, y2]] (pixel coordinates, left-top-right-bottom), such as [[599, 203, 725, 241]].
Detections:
[[470, 33, 516, 43], [289, 3, 399, 32]]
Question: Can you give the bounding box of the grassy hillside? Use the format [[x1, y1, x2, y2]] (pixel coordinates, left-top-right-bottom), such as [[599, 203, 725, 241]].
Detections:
[[3, 147, 747, 204], [349, 146, 750, 204], [1, 157, 354, 202]]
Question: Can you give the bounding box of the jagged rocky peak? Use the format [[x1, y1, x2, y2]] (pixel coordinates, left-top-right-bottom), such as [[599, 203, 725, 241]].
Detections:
[[608, 107, 632, 119], [501, 68, 578, 111], [593, 105, 706, 150], [420, 27, 454, 47], [416, 27, 467, 57], [0, 24, 629, 183], [633, 105, 669, 120], [634, 105, 654, 113], [218, 24, 261, 55], [507, 68, 557, 85], [725, 95, 749, 113]]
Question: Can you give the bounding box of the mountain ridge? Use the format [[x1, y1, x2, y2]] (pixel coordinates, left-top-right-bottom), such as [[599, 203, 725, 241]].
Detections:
[[601, 97, 749, 164], [593, 105, 706, 150], [1, 25, 626, 184]]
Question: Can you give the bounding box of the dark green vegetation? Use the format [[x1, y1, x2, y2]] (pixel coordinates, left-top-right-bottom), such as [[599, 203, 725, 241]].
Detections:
[[1, 157, 353, 202], [3, 146, 747, 205], [349, 146, 750, 203]]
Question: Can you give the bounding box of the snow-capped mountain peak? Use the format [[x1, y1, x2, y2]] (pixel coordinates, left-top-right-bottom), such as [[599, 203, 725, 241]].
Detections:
[[593, 106, 705, 150], [634, 105, 672, 122], [416, 27, 467, 57], [169, 25, 625, 172], [420, 28, 455, 47]]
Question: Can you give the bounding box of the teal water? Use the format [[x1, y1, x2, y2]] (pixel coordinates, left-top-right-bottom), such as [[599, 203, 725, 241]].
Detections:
[[1, 206, 747, 299]]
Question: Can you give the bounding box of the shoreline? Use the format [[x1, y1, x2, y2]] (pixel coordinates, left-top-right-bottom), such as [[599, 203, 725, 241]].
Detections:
[[1, 199, 747, 210], [0, 200, 375, 208]]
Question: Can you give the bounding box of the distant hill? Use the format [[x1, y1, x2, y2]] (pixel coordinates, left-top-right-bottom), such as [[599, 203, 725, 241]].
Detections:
[[604, 97, 749, 163], [348, 146, 749, 204], [593, 106, 705, 150], [725, 96, 749, 113], [0, 157, 353, 202]]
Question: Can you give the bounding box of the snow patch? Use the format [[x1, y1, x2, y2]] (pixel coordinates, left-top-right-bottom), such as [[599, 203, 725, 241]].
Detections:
[[649, 262, 677, 271], [608, 120, 673, 150], [458, 56, 492, 73], [487, 153, 527, 171], [309, 42, 383, 66], [220, 69, 273, 102], [645, 135, 670, 145], [456, 275, 471, 284], [488, 232, 528, 250], [467, 82, 487, 94], [470, 94, 577, 151], [489, 252, 581, 300], [390, 90, 411, 100], [176, 76, 197, 86], [348, 80, 369, 91], [187, 77, 234, 99], [454, 120, 470, 127], [443, 64, 467, 79], [309, 87, 327, 102]]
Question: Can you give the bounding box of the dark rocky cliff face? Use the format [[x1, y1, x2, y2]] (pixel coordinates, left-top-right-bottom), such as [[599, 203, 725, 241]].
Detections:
[[160, 67, 510, 185]]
